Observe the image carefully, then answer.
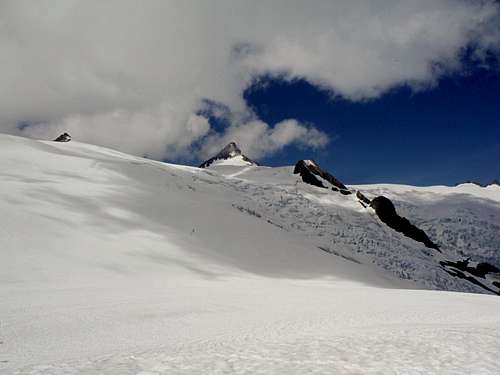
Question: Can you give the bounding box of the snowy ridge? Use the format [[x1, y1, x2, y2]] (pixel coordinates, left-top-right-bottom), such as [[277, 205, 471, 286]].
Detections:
[[214, 165, 500, 294], [1, 134, 500, 374]]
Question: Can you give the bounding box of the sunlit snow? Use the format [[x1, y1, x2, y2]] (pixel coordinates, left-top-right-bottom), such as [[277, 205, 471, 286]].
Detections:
[[1, 134, 499, 374]]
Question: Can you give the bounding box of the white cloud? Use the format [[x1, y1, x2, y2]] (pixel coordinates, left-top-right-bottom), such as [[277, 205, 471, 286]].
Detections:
[[242, 1, 500, 99], [200, 119, 329, 160], [1, 0, 499, 160], [24, 107, 211, 160]]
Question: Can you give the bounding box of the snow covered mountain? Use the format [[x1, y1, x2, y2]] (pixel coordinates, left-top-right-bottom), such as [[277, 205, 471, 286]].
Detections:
[[1, 134, 500, 374]]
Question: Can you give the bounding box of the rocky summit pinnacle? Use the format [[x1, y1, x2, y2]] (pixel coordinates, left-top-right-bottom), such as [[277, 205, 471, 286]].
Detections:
[[199, 142, 257, 168], [216, 142, 242, 158], [53, 132, 71, 142]]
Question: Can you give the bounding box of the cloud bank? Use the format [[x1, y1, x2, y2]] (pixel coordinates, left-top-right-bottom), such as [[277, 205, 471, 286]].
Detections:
[[1, 0, 499, 160]]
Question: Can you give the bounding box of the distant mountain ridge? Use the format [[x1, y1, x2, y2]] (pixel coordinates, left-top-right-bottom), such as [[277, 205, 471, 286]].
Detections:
[[456, 180, 500, 187]]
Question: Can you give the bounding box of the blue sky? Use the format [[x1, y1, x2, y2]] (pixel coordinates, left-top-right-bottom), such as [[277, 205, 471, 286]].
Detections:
[[245, 67, 500, 186]]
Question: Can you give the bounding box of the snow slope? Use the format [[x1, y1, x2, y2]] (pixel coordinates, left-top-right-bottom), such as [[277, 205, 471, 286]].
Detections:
[[1, 134, 500, 374]]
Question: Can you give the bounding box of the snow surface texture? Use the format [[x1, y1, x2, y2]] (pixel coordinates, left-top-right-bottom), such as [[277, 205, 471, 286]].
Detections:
[[1, 134, 500, 374]]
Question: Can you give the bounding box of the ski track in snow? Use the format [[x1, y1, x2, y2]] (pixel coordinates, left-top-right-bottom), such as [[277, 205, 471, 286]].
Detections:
[[1, 135, 500, 374]]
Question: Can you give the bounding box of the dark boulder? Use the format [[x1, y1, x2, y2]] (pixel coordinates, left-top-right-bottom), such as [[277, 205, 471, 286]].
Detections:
[[370, 196, 440, 251]]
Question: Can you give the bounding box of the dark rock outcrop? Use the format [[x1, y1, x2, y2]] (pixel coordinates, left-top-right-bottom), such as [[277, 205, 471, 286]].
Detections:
[[440, 258, 500, 279], [370, 196, 440, 251], [356, 191, 371, 205], [53, 132, 71, 142], [293, 160, 350, 194], [440, 259, 500, 295], [199, 142, 256, 168], [476, 262, 500, 276], [290, 159, 498, 295]]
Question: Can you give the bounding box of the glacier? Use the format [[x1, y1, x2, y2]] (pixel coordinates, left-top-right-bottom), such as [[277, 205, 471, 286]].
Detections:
[[1, 134, 500, 374]]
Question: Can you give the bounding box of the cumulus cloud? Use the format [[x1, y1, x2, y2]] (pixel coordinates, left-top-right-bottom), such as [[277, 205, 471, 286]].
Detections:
[[1, 0, 499, 160], [241, 1, 500, 99], [200, 119, 329, 160], [24, 108, 211, 160]]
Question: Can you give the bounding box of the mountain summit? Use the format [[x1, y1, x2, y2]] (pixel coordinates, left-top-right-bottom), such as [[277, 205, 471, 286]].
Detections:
[[199, 142, 257, 168]]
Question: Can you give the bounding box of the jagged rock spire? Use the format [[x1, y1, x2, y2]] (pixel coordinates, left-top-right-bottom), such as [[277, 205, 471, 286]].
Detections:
[[53, 132, 71, 142], [214, 142, 242, 158], [199, 142, 256, 168]]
